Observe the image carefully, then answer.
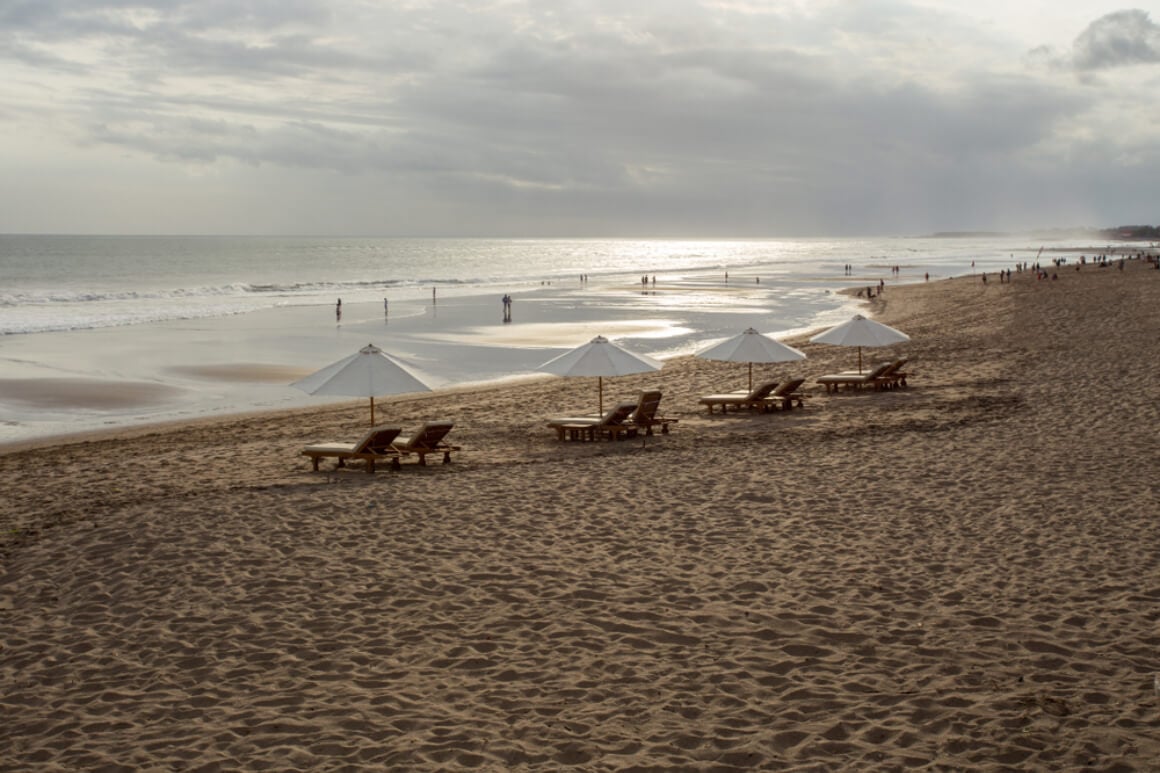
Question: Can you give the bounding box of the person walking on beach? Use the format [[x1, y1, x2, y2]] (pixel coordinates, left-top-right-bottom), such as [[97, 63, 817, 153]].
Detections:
[[336, 298, 342, 322], [502, 294, 512, 322]]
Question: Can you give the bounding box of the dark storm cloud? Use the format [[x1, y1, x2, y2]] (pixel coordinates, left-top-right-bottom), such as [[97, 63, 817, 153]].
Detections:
[[0, 0, 374, 79], [1072, 9, 1160, 69], [0, 0, 330, 36]]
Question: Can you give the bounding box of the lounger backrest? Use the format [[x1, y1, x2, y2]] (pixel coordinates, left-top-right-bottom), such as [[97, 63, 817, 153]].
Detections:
[[881, 358, 908, 376], [866, 362, 892, 379], [747, 381, 779, 400], [399, 421, 454, 450], [356, 426, 403, 453], [773, 378, 805, 396], [602, 402, 638, 426], [630, 390, 663, 422]]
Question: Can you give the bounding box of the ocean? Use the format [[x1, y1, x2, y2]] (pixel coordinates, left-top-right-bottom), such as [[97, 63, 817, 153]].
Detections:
[[0, 234, 1107, 443]]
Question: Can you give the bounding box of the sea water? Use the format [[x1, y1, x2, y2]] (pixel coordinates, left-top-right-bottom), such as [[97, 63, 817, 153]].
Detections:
[[0, 234, 1109, 443], [0, 234, 1068, 336]]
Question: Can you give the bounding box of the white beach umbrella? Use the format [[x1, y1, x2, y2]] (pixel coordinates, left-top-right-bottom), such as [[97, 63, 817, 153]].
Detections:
[[292, 343, 431, 425], [695, 327, 806, 392], [537, 335, 663, 415], [809, 314, 909, 372]]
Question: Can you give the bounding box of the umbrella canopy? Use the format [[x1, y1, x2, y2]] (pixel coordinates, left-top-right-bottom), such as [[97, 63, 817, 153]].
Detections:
[[695, 327, 806, 391], [809, 314, 909, 372], [292, 343, 431, 425], [537, 335, 663, 414]]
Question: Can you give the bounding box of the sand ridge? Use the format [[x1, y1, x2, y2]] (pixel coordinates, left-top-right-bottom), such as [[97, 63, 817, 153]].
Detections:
[[1, 261, 1159, 770]]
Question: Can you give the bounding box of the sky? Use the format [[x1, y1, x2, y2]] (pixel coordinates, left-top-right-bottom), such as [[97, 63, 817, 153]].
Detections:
[[2, 0, 1159, 237]]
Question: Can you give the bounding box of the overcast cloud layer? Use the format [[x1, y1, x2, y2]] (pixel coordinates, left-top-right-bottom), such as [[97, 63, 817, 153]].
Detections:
[[2, 0, 1158, 236]]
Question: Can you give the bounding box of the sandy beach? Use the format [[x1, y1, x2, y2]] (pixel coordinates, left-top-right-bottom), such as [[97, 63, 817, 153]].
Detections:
[[2, 260, 1158, 770]]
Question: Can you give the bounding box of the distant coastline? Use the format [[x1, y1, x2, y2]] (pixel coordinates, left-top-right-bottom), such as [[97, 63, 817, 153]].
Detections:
[[925, 224, 1159, 241]]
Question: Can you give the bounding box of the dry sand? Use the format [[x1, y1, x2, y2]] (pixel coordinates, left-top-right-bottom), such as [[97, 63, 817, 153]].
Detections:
[[2, 261, 1158, 771]]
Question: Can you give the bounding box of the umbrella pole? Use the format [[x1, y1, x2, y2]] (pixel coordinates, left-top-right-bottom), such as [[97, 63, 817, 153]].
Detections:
[[748, 362, 753, 392], [370, 396, 375, 426], [598, 376, 603, 415], [858, 347, 863, 373]]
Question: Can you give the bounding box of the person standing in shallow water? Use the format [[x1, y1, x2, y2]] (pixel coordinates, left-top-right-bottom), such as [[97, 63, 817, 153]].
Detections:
[[336, 298, 342, 322]]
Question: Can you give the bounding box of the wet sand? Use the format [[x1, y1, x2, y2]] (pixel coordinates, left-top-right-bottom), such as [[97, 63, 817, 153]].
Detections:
[[1, 261, 1158, 770], [0, 378, 184, 410]]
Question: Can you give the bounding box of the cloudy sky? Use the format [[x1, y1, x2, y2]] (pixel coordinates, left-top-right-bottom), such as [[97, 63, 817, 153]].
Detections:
[[2, 1, 1159, 237]]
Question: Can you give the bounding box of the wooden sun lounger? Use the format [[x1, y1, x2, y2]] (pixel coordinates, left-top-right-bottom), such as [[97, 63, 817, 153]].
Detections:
[[816, 361, 893, 393], [392, 420, 460, 464], [547, 401, 638, 441], [759, 378, 807, 411], [873, 358, 910, 390], [301, 426, 403, 473], [698, 380, 780, 414], [627, 389, 678, 435]]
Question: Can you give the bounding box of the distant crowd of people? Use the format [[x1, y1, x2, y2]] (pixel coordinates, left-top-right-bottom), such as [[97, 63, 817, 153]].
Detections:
[[333, 249, 1158, 326]]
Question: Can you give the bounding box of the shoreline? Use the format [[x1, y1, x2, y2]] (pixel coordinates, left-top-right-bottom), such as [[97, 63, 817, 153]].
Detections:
[[0, 254, 1148, 456], [2, 260, 1158, 770], [0, 271, 866, 447], [5, 237, 1151, 447], [0, 281, 878, 455]]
